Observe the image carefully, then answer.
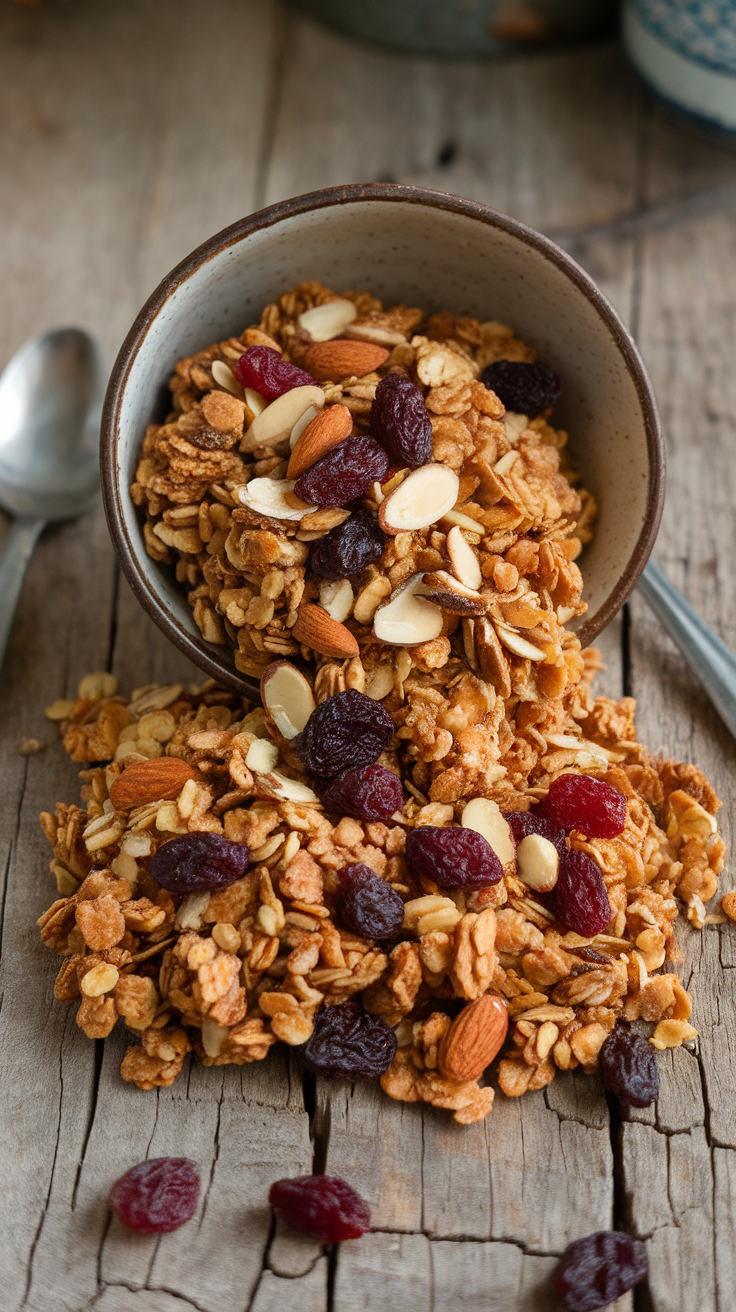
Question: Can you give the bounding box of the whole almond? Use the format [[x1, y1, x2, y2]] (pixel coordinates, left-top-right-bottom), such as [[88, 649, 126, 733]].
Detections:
[[304, 340, 390, 382], [439, 994, 509, 1082], [109, 757, 197, 810], [291, 602, 359, 659], [287, 404, 354, 479]]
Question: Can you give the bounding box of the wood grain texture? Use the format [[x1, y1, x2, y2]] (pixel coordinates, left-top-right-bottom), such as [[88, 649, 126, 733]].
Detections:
[[1, 2, 734, 1307]]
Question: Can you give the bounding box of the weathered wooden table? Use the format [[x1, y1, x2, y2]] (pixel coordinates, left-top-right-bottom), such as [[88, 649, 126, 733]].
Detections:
[[2, 4, 735, 1308]]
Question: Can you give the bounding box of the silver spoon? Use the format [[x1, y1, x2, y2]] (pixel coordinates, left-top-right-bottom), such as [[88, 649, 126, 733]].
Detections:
[[638, 559, 736, 740], [0, 327, 103, 674]]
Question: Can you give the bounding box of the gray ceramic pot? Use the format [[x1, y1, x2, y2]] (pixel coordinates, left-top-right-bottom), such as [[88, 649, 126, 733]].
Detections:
[[285, 0, 618, 57]]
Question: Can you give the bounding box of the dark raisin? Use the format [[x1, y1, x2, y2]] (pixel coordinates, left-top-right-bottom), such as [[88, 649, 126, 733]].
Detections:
[[149, 832, 249, 893], [536, 773, 627, 839], [506, 810, 568, 855], [599, 1023, 659, 1107], [233, 345, 316, 399], [545, 848, 611, 936], [336, 863, 405, 940], [370, 374, 433, 468], [480, 360, 562, 418], [303, 998, 397, 1079], [292, 690, 395, 777], [294, 436, 390, 507], [321, 764, 403, 822], [269, 1174, 370, 1243], [571, 946, 611, 965], [187, 425, 238, 452], [109, 1158, 200, 1233], [310, 509, 385, 579], [405, 825, 503, 888], [553, 1230, 647, 1311]]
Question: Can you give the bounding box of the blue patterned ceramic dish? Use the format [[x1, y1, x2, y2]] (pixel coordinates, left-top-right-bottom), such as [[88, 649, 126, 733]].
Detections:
[[623, 0, 736, 135], [286, 0, 617, 58]]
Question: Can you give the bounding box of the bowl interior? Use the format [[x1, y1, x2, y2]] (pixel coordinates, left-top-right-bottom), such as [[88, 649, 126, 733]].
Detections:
[[108, 193, 661, 692]]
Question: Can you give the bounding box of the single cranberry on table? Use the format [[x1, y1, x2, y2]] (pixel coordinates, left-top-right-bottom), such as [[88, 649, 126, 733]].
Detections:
[[269, 1175, 370, 1243], [149, 832, 250, 893], [303, 998, 397, 1079], [109, 1157, 200, 1233], [535, 773, 627, 839], [294, 435, 390, 508], [406, 825, 504, 888], [309, 509, 385, 579], [370, 373, 434, 469], [336, 863, 405, 940], [599, 1023, 659, 1107], [544, 848, 611, 937], [233, 345, 316, 399], [479, 359, 562, 418], [292, 690, 395, 777], [553, 1230, 648, 1311], [321, 763, 404, 822]]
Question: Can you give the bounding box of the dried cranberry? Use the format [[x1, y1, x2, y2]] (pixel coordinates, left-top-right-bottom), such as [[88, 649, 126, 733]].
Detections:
[[545, 848, 611, 936], [336, 863, 405, 940], [293, 690, 395, 777], [109, 1158, 200, 1233], [269, 1174, 370, 1242], [321, 764, 403, 822], [233, 345, 316, 400], [506, 810, 568, 855], [294, 436, 390, 508], [479, 360, 562, 418], [536, 774, 627, 839], [406, 825, 503, 888], [310, 509, 384, 579], [553, 1230, 647, 1311], [599, 1024, 659, 1107], [149, 832, 249, 893], [370, 374, 433, 468], [303, 998, 397, 1079]]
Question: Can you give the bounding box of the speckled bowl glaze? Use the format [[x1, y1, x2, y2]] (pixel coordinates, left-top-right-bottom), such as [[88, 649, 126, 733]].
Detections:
[[102, 183, 664, 699]]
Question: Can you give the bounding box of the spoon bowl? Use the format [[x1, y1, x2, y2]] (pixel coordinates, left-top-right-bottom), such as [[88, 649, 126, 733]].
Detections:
[[0, 326, 103, 677], [0, 327, 102, 522]]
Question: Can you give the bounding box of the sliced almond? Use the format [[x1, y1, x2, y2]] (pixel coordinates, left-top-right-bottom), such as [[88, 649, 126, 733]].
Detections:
[[242, 385, 325, 454], [245, 737, 279, 774], [494, 620, 546, 661], [298, 298, 358, 342], [319, 578, 354, 623], [447, 525, 482, 590], [516, 834, 559, 892], [238, 478, 316, 522], [290, 404, 319, 450], [461, 798, 515, 865], [344, 322, 407, 346], [260, 661, 316, 739], [254, 771, 319, 803], [441, 507, 483, 535], [365, 664, 395, 701], [422, 570, 488, 616], [378, 464, 459, 535], [373, 573, 444, 646], [292, 602, 359, 659], [287, 404, 353, 479], [211, 358, 245, 399], [473, 617, 512, 698]]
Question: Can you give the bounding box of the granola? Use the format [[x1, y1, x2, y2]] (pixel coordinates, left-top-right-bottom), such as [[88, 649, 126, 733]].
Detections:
[[38, 662, 724, 1122]]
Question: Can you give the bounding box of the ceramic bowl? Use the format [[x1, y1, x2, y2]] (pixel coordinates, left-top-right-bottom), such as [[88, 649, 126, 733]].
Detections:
[[101, 183, 664, 699], [624, 0, 736, 137]]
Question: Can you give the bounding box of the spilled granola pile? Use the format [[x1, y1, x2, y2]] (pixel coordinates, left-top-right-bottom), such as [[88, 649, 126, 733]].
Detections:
[[36, 283, 728, 1121]]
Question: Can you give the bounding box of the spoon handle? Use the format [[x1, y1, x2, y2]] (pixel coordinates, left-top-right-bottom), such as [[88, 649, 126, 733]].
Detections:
[[0, 518, 45, 675], [638, 559, 736, 740]]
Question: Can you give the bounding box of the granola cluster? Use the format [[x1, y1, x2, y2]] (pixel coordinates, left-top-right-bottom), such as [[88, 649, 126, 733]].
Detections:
[[130, 280, 596, 727], [38, 666, 725, 1121]]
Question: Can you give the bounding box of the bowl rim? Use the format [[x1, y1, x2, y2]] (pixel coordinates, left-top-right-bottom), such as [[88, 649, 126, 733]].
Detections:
[[101, 181, 665, 697]]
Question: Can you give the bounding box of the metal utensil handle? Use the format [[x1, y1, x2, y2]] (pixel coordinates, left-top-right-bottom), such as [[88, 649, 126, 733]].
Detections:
[[638, 559, 736, 740], [0, 518, 45, 675]]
